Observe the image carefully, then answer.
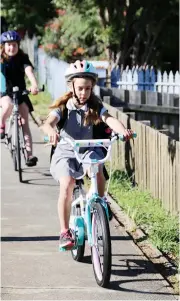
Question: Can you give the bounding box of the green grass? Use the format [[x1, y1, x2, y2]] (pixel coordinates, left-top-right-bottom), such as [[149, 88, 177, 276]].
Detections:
[[109, 169, 179, 265], [29, 89, 52, 118]]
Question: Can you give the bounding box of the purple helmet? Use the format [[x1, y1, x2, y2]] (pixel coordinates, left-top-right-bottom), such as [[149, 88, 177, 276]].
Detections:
[[0, 31, 21, 44]]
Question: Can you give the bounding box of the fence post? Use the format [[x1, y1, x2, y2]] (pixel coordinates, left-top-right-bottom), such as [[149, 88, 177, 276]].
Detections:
[[125, 112, 136, 119], [141, 120, 151, 126], [117, 107, 124, 112], [159, 129, 170, 136], [103, 96, 111, 105]]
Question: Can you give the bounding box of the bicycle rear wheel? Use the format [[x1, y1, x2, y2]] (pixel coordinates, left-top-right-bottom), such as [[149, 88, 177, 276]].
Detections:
[[13, 114, 22, 182], [91, 201, 111, 287], [71, 184, 85, 262]]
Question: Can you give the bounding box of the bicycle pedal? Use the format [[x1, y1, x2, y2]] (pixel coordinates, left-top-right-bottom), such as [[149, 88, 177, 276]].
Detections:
[[59, 247, 67, 252], [59, 244, 75, 252], [71, 244, 78, 250]]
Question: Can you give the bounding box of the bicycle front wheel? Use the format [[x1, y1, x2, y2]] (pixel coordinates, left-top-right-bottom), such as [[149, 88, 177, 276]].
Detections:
[[19, 120, 28, 165], [71, 185, 85, 262], [14, 115, 22, 182], [91, 201, 111, 287]]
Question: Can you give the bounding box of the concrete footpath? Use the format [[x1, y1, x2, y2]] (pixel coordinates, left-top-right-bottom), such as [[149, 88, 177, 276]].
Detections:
[[1, 121, 177, 300]]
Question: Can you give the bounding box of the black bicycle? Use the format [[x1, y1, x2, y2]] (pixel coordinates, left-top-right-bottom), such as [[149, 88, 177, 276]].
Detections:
[[5, 85, 44, 182]]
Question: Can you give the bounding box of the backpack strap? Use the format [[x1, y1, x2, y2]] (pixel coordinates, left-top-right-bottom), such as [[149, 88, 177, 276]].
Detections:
[[56, 106, 68, 133], [50, 106, 68, 162]]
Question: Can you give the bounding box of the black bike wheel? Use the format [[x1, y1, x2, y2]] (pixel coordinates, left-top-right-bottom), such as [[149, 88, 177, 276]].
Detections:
[[91, 201, 111, 288], [12, 149, 17, 171], [19, 122, 28, 164], [71, 185, 85, 262], [14, 115, 22, 182], [11, 120, 17, 171]]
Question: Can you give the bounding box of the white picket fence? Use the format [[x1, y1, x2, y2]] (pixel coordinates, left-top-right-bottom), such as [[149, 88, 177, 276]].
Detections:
[[116, 66, 180, 95], [156, 70, 180, 94]]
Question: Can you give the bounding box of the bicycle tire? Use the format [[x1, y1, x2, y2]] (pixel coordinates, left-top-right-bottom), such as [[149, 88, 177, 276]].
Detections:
[[12, 149, 17, 171], [12, 118, 17, 171], [91, 201, 111, 287], [19, 120, 28, 164], [71, 185, 85, 262], [14, 114, 22, 182]]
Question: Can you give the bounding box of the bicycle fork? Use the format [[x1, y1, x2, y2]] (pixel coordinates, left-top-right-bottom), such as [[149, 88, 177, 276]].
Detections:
[[85, 198, 109, 245]]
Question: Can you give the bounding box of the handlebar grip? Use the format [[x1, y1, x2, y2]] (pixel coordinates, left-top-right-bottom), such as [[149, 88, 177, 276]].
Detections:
[[22, 85, 45, 95], [39, 85, 45, 92], [44, 136, 49, 143], [119, 132, 137, 141]]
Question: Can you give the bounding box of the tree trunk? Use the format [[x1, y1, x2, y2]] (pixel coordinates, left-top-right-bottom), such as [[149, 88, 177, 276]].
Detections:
[[105, 48, 112, 88]]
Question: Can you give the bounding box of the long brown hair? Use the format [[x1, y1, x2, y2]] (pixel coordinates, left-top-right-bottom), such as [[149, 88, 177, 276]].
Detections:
[[49, 87, 102, 126], [0, 44, 8, 63]]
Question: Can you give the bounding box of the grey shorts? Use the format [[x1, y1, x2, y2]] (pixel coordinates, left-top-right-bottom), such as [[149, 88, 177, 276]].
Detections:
[[50, 144, 105, 182]]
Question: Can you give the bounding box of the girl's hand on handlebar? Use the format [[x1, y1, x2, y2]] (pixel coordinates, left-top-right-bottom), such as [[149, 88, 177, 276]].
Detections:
[[46, 130, 59, 146], [121, 128, 134, 140], [29, 85, 39, 95]]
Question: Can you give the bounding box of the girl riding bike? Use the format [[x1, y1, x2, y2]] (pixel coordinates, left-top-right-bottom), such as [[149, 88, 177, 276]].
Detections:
[[0, 30, 38, 167], [42, 60, 133, 250]]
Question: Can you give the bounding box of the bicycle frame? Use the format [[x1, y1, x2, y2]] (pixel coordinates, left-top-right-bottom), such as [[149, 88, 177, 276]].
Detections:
[[71, 162, 110, 246], [47, 132, 137, 286], [5, 88, 26, 154], [6, 84, 44, 155], [45, 133, 136, 246], [66, 137, 118, 246]]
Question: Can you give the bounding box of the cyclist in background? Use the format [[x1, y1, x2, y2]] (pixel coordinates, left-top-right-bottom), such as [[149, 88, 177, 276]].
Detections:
[[42, 60, 133, 250], [0, 44, 8, 96], [0, 30, 38, 167]]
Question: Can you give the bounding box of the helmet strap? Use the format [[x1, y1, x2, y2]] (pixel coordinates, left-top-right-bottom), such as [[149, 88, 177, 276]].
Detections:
[[72, 82, 81, 105]]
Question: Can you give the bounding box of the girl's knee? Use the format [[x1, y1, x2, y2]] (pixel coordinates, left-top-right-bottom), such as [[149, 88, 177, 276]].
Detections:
[[59, 177, 75, 191], [58, 177, 75, 201], [0, 96, 13, 109]]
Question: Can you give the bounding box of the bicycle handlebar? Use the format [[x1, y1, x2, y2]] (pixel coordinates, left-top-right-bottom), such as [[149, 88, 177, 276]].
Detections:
[[44, 132, 137, 165], [12, 85, 45, 95]]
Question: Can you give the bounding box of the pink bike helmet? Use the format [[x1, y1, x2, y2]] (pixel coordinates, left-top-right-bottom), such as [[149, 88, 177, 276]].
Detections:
[[65, 60, 98, 82]]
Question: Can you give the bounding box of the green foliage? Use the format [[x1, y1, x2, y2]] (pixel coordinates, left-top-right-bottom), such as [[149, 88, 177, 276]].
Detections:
[[109, 169, 179, 264], [41, 5, 106, 62], [1, 0, 57, 37], [29, 89, 52, 117], [44, 0, 178, 70], [1, 0, 178, 70]]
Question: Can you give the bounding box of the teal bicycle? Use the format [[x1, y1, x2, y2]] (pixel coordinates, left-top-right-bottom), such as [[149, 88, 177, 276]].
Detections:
[[53, 133, 136, 288]]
